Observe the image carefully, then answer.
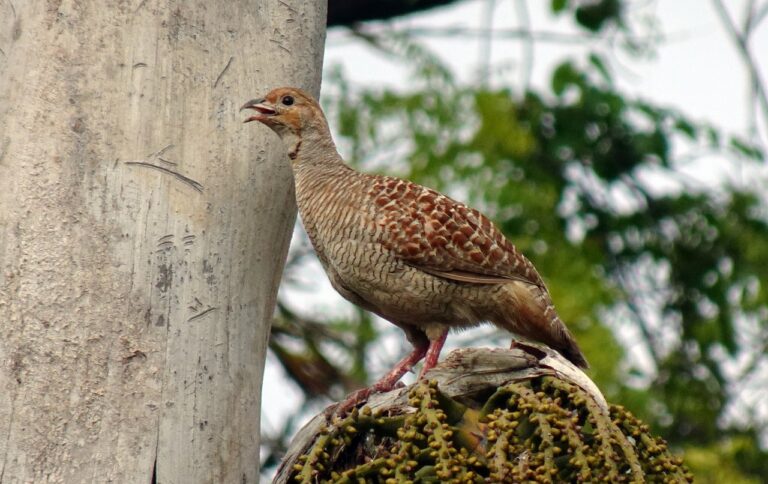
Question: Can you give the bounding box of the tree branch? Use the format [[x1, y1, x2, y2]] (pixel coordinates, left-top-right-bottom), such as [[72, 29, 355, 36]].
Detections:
[[328, 0, 460, 27], [712, 0, 768, 147]]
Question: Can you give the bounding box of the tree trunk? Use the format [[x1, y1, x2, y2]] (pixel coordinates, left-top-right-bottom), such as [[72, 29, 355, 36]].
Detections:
[[0, 1, 325, 482]]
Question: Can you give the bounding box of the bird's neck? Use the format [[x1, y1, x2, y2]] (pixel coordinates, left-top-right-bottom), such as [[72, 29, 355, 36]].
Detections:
[[288, 124, 352, 176], [291, 130, 341, 164], [292, 136, 359, 203]]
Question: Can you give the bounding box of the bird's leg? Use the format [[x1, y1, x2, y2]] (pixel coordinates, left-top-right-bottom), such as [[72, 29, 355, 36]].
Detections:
[[371, 342, 428, 392], [418, 327, 449, 379], [329, 336, 429, 418]]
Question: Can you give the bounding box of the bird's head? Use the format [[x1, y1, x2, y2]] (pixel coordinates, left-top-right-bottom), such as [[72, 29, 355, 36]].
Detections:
[[241, 87, 332, 160]]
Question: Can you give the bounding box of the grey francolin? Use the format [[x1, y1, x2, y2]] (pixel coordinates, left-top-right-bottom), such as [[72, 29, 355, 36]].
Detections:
[[242, 87, 588, 401]]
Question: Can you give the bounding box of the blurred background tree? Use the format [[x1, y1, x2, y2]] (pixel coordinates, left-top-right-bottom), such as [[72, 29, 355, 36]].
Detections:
[[262, 1, 768, 482]]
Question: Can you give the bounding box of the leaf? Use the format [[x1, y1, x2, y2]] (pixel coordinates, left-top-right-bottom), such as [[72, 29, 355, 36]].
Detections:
[[551, 0, 568, 14], [589, 53, 613, 84], [729, 136, 764, 160], [575, 0, 622, 32], [551, 62, 581, 96], [674, 118, 697, 140], [707, 129, 721, 148]]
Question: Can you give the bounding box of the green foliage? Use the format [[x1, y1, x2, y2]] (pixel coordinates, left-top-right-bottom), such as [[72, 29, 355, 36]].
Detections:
[[682, 436, 768, 484]]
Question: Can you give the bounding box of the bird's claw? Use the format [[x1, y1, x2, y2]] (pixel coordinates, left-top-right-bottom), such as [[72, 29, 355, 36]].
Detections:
[[324, 387, 374, 420], [324, 380, 407, 420]]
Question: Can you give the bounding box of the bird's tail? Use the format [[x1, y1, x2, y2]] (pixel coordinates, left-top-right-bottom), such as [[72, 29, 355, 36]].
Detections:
[[493, 281, 589, 369]]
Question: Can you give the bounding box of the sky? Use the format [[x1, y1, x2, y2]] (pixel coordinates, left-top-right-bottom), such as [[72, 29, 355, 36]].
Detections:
[[323, 0, 768, 136], [322, 0, 768, 187], [262, 0, 768, 473]]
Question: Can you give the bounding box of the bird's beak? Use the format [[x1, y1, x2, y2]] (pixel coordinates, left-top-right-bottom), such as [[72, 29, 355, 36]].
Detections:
[[240, 98, 277, 123]]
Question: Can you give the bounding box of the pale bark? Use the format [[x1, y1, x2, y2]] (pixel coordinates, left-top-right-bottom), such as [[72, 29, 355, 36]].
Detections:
[[0, 1, 325, 482]]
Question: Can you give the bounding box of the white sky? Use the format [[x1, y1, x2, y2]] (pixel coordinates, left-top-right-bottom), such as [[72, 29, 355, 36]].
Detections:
[[324, 0, 768, 130], [262, 0, 768, 473]]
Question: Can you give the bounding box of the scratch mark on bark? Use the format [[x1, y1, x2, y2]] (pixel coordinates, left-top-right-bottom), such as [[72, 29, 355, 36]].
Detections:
[[188, 307, 217, 322], [149, 144, 175, 158], [213, 56, 233, 88], [133, 62, 147, 69], [278, 0, 297, 14], [134, 0, 147, 13], [148, 145, 178, 165], [125, 161, 203, 193], [269, 39, 291, 53], [122, 349, 147, 362]]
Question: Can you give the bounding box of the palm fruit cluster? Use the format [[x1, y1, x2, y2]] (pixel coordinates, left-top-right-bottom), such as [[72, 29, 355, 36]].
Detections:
[[285, 378, 692, 483]]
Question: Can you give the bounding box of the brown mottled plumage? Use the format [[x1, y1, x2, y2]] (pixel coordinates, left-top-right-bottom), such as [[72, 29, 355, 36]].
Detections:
[[242, 87, 588, 400]]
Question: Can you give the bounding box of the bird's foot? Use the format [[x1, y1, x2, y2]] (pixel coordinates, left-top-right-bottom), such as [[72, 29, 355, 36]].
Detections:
[[324, 387, 372, 420], [324, 381, 406, 420], [323, 337, 438, 420]]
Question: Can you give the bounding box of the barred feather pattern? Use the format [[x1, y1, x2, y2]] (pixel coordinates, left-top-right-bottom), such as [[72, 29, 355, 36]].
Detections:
[[368, 177, 544, 287]]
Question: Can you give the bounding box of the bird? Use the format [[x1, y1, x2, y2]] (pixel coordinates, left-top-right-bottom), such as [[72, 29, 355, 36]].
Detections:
[[242, 87, 588, 404]]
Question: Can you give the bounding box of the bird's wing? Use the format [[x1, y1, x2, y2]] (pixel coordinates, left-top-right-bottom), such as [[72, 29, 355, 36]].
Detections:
[[368, 176, 545, 288]]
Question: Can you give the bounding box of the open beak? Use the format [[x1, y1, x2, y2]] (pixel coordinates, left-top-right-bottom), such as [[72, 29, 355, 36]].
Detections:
[[240, 98, 276, 123]]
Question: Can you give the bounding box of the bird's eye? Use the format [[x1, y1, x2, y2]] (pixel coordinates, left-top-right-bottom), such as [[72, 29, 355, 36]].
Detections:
[[281, 95, 294, 106]]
